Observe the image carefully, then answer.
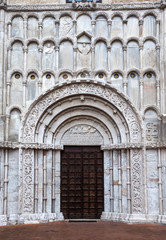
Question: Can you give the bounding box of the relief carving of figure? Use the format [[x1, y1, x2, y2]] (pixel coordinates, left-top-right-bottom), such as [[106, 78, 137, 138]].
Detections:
[[77, 35, 91, 55], [59, 17, 73, 37]]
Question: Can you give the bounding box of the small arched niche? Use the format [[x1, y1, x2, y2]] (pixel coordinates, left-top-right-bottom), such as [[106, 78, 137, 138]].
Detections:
[[111, 16, 123, 38], [111, 72, 123, 91], [42, 41, 56, 70], [27, 17, 39, 38], [27, 42, 39, 69], [10, 72, 23, 105], [11, 16, 24, 38], [77, 15, 92, 35], [59, 16, 74, 38], [95, 41, 107, 70], [77, 34, 91, 69], [42, 73, 55, 92], [143, 40, 156, 68], [26, 73, 38, 104], [127, 16, 139, 37], [143, 15, 156, 37], [110, 41, 123, 70], [127, 41, 140, 69], [9, 108, 21, 142], [143, 72, 156, 106], [59, 41, 73, 70], [96, 16, 108, 38], [42, 17, 56, 38], [11, 42, 24, 70], [127, 72, 140, 108]]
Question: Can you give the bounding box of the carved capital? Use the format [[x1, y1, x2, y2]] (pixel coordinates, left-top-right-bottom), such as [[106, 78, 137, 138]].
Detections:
[[156, 44, 160, 50], [55, 20, 59, 25], [107, 20, 112, 25], [139, 19, 144, 26], [23, 46, 28, 53], [123, 45, 127, 51], [38, 45, 43, 52], [91, 20, 96, 25], [123, 20, 128, 24]]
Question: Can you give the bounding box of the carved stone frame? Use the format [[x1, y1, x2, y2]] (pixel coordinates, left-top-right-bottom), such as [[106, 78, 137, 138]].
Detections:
[[20, 81, 144, 216]]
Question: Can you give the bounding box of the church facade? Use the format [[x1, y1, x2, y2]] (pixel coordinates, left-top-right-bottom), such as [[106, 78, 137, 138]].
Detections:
[[0, 0, 166, 225]]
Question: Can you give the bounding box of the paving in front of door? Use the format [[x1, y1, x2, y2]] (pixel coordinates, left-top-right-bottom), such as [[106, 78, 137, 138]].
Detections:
[[0, 221, 166, 240]]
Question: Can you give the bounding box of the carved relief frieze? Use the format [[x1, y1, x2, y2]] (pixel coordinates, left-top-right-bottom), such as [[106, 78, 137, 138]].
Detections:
[[61, 124, 103, 145], [22, 82, 142, 143], [131, 149, 143, 214]]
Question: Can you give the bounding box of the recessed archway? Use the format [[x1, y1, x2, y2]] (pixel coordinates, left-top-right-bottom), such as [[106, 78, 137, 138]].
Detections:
[[20, 81, 144, 221]]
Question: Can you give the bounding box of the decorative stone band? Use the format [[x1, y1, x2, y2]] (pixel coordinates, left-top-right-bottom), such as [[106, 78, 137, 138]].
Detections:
[[22, 149, 34, 213], [22, 81, 142, 143], [131, 149, 144, 214], [2, 142, 166, 149], [4, 1, 162, 11]]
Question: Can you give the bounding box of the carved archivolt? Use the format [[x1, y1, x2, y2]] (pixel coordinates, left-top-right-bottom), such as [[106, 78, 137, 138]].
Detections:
[[22, 81, 142, 143], [20, 81, 144, 214]]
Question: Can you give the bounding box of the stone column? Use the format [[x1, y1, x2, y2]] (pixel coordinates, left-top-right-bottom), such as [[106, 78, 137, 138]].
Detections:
[[91, 20, 96, 36], [55, 46, 59, 71], [73, 20, 77, 36], [156, 19, 160, 39], [23, 46, 27, 72], [123, 45, 127, 94], [73, 46, 77, 71], [123, 20, 127, 39], [23, 81, 26, 107], [158, 148, 163, 215], [54, 150, 61, 214], [156, 44, 160, 71], [23, 18, 27, 40], [38, 20, 43, 39], [139, 19, 143, 37], [156, 80, 160, 108], [7, 46, 11, 70], [108, 20, 111, 39], [139, 80, 144, 110], [107, 46, 111, 71], [38, 45, 43, 71], [7, 21, 11, 39], [0, 8, 5, 116], [6, 80, 10, 106], [103, 150, 111, 212], [92, 46, 95, 70], [55, 20, 59, 39]]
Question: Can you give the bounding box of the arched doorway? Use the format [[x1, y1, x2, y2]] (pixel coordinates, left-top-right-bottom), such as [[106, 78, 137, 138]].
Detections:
[[19, 81, 144, 222]]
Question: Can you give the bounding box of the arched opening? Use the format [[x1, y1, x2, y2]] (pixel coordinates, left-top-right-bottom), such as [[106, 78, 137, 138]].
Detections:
[[20, 81, 143, 222]]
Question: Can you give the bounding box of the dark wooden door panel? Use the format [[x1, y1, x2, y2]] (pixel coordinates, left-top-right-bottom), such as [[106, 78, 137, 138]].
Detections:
[[61, 146, 104, 219]]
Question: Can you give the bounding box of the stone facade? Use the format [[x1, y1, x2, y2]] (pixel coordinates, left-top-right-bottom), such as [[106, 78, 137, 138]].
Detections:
[[0, 0, 166, 225]]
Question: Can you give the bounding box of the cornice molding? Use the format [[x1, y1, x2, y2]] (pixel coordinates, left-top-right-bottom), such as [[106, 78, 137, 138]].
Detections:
[[1, 1, 164, 12]]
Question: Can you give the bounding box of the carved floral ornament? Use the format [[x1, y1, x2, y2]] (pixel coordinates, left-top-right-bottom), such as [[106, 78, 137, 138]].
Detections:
[[22, 81, 142, 143]]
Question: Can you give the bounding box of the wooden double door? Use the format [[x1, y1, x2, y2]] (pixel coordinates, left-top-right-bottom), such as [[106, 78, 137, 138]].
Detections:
[[61, 146, 104, 219]]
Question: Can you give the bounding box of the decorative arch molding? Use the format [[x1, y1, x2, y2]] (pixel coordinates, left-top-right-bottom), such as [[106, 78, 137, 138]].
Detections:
[[22, 81, 142, 143], [20, 81, 144, 216]]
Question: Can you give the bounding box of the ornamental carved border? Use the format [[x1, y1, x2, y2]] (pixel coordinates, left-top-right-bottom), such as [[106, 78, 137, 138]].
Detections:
[[22, 81, 142, 143], [131, 149, 144, 214], [22, 149, 34, 213]]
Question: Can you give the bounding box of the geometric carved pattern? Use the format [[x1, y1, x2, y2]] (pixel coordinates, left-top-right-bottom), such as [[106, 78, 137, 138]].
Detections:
[[146, 123, 158, 142], [22, 149, 34, 213], [131, 149, 143, 214], [22, 81, 142, 143]]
